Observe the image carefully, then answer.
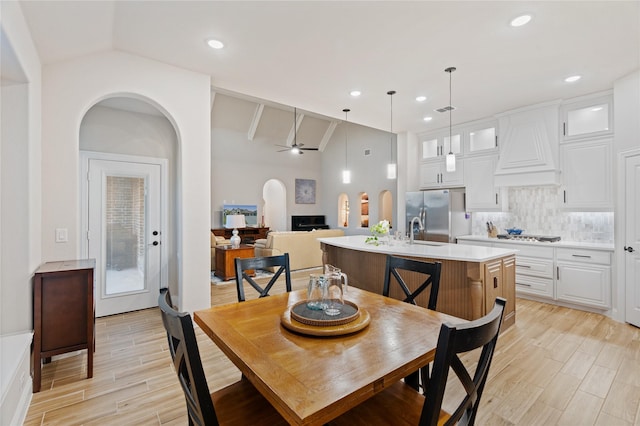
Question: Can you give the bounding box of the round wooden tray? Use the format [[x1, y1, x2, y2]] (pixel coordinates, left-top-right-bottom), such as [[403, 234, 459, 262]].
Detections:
[[289, 300, 360, 327], [281, 307, 371, 337]]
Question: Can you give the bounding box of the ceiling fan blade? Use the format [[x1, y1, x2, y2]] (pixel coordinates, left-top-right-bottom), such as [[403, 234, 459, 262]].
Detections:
[[277, 148, 291, 152], [300, 147, 318, 151], [275, 144, 291, 148]]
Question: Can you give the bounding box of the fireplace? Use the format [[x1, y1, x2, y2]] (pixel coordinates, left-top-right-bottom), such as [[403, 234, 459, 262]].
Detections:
[[291, 215, 329, 231]]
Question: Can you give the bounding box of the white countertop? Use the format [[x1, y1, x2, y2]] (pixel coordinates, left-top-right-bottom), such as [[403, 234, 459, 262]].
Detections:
[[318, 235, 518, 262], [457, 235, 615, 251]]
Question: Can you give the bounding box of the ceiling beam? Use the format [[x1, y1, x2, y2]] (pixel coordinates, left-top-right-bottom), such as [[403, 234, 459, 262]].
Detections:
[[247, 103, 264, 141], [318, 121, 338, 152], [286, 113, 304, 147]]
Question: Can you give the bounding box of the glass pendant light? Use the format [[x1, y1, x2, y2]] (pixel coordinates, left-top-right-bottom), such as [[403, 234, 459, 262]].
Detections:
[[342, 108, 351, 184], [445, 67, 456, 172], [387, 90, 397, 179]]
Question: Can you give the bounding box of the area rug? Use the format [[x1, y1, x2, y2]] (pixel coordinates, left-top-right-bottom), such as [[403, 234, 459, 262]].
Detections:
[[210, 269, 273, 285]]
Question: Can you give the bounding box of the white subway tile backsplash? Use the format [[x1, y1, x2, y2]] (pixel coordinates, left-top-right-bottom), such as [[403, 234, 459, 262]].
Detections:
[[471, 186, 614, 243]]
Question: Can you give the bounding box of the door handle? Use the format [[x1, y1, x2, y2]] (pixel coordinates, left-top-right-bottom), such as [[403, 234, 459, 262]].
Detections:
[[624, 246, 635, 253], [149, 241, 160, 246]]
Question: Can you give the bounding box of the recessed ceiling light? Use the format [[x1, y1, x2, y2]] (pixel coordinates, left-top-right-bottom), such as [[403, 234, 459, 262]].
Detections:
[[565, 75, 581, 83], [206, 39, 224, 49], [591, 107, 603, 112], [510, 14, 532, 27], [423, 116, 433, 122], [350, 90, 361, 97], [416, 96, 427, 102]]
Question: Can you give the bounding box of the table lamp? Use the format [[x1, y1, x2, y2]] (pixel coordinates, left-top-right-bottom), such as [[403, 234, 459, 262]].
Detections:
[[225, 214, 246, 248]]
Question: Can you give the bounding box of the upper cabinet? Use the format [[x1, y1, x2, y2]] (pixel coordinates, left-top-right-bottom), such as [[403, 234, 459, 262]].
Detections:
[[419, 160, 464, 189], [464, 154, 507, 211], [562, 92, 613, 141], [421, 131, 462, 160], [463, 119, 498, 155], [494, 102, 560, 187], [560, 138, 613, 211]]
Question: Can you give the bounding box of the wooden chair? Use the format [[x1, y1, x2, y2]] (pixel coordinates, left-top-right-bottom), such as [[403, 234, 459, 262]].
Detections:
[[383, 255, 442, 391], [234, 253, 292, 302], [329, 297, 507, 426], [158, 288, 287, 426]]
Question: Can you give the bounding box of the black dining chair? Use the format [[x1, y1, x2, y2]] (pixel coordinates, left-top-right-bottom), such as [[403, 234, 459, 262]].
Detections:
[[234, 253, 292, 302], [383, 255, 442, 391], [158, 288, 287, 426], [329, 297, 507, 426]]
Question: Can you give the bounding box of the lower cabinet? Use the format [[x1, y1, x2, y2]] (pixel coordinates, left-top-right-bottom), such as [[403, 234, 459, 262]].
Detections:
[[484, 256, 516, 326], [556, 248, 611, 309]]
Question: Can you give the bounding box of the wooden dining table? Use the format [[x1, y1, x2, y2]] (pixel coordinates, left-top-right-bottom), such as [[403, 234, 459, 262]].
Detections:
[[194, 287, 463, 425]]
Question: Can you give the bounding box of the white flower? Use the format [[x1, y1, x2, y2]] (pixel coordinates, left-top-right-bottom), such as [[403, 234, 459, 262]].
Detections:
[[365, 220, 391, 245]]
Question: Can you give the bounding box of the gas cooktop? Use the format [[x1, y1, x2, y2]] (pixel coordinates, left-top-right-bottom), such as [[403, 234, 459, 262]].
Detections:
[[497, 234, 561, 242]]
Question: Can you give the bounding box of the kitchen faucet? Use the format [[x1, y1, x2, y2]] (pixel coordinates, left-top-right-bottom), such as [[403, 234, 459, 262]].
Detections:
[[409, 216, 424, 244]]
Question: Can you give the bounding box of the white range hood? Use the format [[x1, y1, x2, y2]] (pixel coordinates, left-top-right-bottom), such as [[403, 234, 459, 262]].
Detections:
[[494, 102, 561, 187]]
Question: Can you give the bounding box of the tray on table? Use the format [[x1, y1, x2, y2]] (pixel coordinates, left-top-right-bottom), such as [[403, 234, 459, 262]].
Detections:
[[281, 300, 371, 336]]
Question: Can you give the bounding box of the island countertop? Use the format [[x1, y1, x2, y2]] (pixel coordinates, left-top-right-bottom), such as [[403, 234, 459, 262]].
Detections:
[[317, 235, 518, 263]]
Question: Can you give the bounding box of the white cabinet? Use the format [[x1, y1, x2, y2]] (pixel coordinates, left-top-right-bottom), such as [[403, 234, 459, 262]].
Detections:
[[464, 155, 507, 211], [464, 120, 498, 155], [556, 248, 611, 309], [562, 92, 613, 141], [421, 132, 462, 160], [494, 102, 560, 187], [419, 160, 464, 189], [494, 243, 555, 300], [560, 138, 613, 211]]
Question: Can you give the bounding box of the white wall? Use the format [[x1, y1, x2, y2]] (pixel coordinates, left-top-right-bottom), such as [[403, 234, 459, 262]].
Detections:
[[0, 2, 42, 423], [80, 104, 179, 293], [321, 121, 397, 235], [41, 50, 211, 312]]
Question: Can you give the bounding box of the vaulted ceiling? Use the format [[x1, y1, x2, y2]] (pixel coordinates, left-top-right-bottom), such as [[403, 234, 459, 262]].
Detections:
[[18, 1, 640, 149]]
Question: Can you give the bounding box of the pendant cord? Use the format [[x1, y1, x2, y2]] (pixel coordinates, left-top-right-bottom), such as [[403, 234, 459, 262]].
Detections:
[[343, 108, 350, 168], [387, 90, 396, 161]]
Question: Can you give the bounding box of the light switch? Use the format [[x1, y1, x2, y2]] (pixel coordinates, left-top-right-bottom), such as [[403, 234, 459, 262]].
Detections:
[[55, 228, 68, 243]]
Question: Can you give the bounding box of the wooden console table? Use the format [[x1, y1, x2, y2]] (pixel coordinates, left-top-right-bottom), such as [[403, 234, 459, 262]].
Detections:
[[212, 227, 269, 244], [215, 245, 255, 281], [33, 259, 95, 392]]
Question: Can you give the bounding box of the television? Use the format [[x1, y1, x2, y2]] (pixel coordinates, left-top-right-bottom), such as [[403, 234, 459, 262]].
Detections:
[[222, 204, 258, 227], [291, 215, 328, 231]]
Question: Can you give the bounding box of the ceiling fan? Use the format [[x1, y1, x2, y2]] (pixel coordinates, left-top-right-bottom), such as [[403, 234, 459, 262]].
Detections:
[[276, 107, 318, 154]]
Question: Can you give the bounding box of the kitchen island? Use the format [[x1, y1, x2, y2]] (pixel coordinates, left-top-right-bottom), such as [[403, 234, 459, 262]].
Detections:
[[319, 235, 518, 329]]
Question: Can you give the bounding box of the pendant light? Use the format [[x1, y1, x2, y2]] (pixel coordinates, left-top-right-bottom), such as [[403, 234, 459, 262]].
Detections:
[[342, 108, 351, 184], [445, 67, 456, 172], [387, 90, 397, 179]]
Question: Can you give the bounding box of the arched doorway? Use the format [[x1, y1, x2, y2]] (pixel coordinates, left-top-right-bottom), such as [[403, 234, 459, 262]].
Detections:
[[79, 96, 177, 316], [379, 190, 393, 229], [263, 179, 286, 231]]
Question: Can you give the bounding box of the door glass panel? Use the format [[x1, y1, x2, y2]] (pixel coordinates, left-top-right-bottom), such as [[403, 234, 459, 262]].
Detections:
[[443, 134, 461, 154], [469, 127, 496, 152], [567, 104, 609, 136], [422, 139, 438, 159], [105, 175, 145, 295]]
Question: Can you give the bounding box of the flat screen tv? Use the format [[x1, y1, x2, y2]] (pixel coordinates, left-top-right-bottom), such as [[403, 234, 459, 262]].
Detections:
[[222, 204, 258, 227]]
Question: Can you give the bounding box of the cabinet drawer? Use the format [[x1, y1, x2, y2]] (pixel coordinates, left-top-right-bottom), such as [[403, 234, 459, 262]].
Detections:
[[556, 248, 610, 265], [516, 256, 554, 279], [516, 275, 554, 299]]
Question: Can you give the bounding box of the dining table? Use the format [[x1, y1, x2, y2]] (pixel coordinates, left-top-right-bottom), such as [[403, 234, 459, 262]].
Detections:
[[194, 286, 464, 426]]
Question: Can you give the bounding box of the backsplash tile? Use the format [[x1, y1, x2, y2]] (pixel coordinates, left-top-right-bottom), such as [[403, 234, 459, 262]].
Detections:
[[471, 187, 614, 243]]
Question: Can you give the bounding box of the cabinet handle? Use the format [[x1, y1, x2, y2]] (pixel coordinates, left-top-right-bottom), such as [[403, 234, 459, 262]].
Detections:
[[572, 254, 591, 258], [493, 277, 499, 288], [495, 193, 498, 205], [563, 190, 567, 203], [495, 135, 498, 147], [563, 122, 566, 136], [557, 266, 560, 280], [517, 264, 531, 268], [517, 283, 532, 287]]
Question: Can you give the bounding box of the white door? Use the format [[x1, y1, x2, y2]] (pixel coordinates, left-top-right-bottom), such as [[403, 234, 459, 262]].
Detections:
[[86, 158, 163, 317], [625, 154, 640, 327]]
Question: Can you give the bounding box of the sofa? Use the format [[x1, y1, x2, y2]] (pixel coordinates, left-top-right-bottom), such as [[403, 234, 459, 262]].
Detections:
[[253, 229, 345, 271], [211, 232, 231, 270]]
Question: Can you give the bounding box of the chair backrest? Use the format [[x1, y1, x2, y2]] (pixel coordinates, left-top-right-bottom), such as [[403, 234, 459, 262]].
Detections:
[[158, 288, 219, 426], [234, 253, 292, 302], [383, 255, 442, 310], [420, 297, 506, 426]]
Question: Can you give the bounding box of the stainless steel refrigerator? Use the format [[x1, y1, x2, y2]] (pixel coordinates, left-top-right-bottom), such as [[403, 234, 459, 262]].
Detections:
[[405, 189, 471, 243]]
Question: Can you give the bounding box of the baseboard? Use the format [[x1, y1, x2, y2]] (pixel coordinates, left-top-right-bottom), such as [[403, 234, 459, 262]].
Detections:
[[1, 332, 33, 426]]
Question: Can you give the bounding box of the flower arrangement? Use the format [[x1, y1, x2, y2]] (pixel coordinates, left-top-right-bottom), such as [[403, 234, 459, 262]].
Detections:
[[365, 220, 390, 245]]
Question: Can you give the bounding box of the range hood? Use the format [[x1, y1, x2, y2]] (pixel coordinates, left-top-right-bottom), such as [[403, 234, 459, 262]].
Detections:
[[494, 102, 561, 187]]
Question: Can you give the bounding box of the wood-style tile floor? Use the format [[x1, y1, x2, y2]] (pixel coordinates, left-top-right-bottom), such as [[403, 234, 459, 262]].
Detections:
[[24, 269, 640, 425]]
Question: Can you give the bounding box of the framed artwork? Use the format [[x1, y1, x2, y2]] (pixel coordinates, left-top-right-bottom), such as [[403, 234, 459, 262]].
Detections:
[[295, 179, 316, 204], [222, 204, 258, 226]]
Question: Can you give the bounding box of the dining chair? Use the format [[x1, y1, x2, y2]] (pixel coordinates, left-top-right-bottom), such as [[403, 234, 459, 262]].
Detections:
[[383, 255, 442, 391], [158, 288, 287, 426], [329, 297, 506, 426], [234, 253, 292, 302]]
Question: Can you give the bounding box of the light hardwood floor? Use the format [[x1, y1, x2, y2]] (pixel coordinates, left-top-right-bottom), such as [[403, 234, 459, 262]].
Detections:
[[25, 269, 640, 425]]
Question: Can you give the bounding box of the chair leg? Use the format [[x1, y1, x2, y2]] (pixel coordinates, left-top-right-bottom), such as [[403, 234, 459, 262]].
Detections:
[[404, 370, 420, 391]]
